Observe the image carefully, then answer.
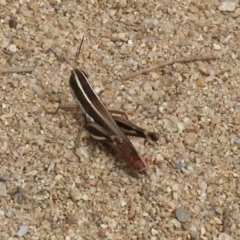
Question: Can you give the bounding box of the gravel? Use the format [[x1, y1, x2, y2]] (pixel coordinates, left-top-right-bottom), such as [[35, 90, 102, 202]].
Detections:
[[0, 0, 239, 239]]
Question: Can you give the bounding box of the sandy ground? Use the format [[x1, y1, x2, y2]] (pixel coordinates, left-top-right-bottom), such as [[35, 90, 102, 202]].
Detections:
[[0, 0, 239, 239]]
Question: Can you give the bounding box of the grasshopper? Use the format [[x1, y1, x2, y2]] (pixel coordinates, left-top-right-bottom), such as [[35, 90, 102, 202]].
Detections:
[[69, 68, 158, 175]]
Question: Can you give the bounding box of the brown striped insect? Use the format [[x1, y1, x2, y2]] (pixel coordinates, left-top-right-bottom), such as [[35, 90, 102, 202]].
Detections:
[[69, 68, 159, 175]]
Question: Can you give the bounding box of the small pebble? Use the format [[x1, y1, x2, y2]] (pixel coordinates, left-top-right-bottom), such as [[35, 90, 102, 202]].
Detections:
[[76, 147, 89, 159], [213, 43, 221, 50], [82, 194, 88, 201], [151, 91, 161, 102], [143, 18, 159, 29], [218, 1, 237, 12], [0, 183, 7, 197], [197, 78, 207, 87], [17, 225, 29, 237], [184, 134, 197, 147], [128, 203, 136, 220], [7, 44, 17, 52], [176, 208, 191, 223], [218, 233, 233, 240], [233, 111, 240, 125], [42, 39, 53, 51], [234, 138, 240, 145], [171, 219, 181, 228], [120, 199, 127, 207], [70, 188, 82, 202], [48, 94, 60, 102], [89, 179, 97, 186], [177, 122, 185, 133], [143, 82, 152, 92], [175, 162, 184, 170], [151, 228, 158, 236], [54, 174, 62, 182], [201, 227, 206, 235], [29, 2, 38, 11], [98, 228, 107, 237], [214, 217, 222, 225], [211, 116, 221, 125], [100, 224, 108, 229], [66, 215, 77, 225], [5, 210, 14, 218], [47, 161, 55, 172], [168, 201, 177, 210], [234, 164, 240, 171], [32, 85, 46, 99], [9, 18, 17, 29], [189, 229, 200, 240]]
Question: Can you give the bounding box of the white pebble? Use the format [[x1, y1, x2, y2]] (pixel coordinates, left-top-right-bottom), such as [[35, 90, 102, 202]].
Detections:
[[7, 44, 17, 52], [54, 174, 62, 182], [17, 225, 29, 237], [2, 103, 7, 109], [201, 181, 207, 195], [156, 153, 164, 161], [177, 122, 185, 133], [201, 226, 206, 235], [82, 194, 88, 201], [101, 224, 108, 229], [218, 1, 237, 12], [47, 161, 55, 172], [213, 43, 221, 50], [218, 233, 233, 240], [120, 199, 127, 207], [128, 39, 133, 45], [151, 228, 158, 236]]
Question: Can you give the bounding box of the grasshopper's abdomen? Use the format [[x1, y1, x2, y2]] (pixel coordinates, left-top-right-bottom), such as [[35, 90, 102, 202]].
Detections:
[[130, 157, 147, 175], [109, 141, 147, 175]]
